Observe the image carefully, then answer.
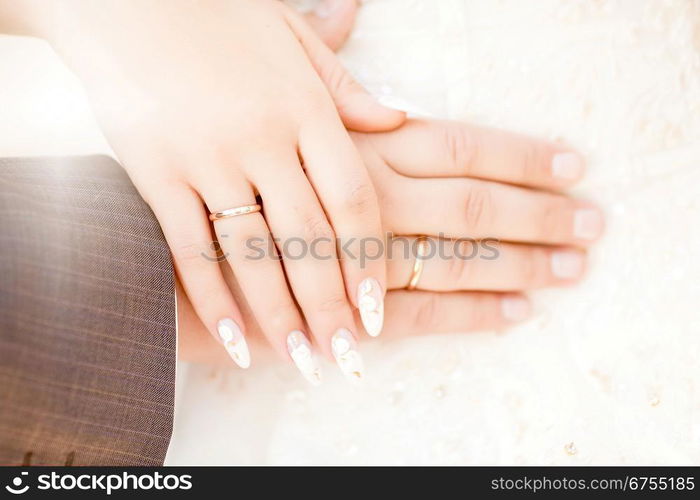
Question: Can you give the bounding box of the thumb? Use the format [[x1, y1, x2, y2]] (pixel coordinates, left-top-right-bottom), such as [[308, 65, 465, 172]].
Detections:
[[284, 3, 406, 132], [304, 0, 357, 51]]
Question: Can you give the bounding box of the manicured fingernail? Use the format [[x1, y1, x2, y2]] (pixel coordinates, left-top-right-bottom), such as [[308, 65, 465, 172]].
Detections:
[[551, 152, 584, 180], [573, 208, 603, 240], [217, 318, 250, 369], [551, 250, 585, 279], [287, 330, 322, 386], [501, 297, 531, 322], [331, 328, 364, 383], [315, 0, 343, 18], [357, 277, 384, 337]]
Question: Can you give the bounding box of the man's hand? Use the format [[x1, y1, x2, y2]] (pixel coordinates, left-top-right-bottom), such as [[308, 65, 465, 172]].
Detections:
[[179, 118, 603, 371]]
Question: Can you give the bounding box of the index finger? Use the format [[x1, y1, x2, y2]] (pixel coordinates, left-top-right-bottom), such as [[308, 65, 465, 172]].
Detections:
[[364, 119, 585, 190]]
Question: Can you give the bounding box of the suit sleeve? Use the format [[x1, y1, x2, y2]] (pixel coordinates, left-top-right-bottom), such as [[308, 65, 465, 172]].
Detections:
[[0, 156, 176, 466]]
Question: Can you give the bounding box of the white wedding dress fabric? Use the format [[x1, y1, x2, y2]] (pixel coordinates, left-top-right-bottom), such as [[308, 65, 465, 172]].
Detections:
[[0, 0, 698, 465]]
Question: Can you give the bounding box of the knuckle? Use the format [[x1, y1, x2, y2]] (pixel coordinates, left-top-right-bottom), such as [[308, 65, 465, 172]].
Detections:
[[297, 89, 331, 118], [377, 176, 403, 215], [539, 199, 570, 241], [342, 180, 377, 217], [172, 242, 207, 264], [466, 295, 491, 329], [337, 69, 360, 94], [516, 249, 542, 287], [413, 293, 441, 330], [302, 214, 335, 245], [463, 185, 494, 232], [226, 110, 298, 147], [446, 253, 469, 285], [315, 293, 349, 314], [446, 241, 473, 285], [266, 299, 300, 330], [442, 124, 478, 173], [328, 64, 362, 102], [520, 141, 547, 182]]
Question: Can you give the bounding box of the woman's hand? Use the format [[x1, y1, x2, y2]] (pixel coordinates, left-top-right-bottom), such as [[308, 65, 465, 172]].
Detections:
[[3, 0, 405, 370], [179, 118, 604, 381]]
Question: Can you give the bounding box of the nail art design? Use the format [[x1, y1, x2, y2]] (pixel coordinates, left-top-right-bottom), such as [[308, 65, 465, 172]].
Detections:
[[287, 330, 322, 386], [217, 318, 250, 369], [357, 278, 384, 337], [331, 328, 364, 382]]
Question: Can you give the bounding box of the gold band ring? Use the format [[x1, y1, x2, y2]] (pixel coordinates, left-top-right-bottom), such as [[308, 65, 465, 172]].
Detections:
[[208, 204, 261, 222], [407, 236, 430, 290]]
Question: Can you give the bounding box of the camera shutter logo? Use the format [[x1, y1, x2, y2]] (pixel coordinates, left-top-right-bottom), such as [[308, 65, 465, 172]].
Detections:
[[5, 472, 29, 495]]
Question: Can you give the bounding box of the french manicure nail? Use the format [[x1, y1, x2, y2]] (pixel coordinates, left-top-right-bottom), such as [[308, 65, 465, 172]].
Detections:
[[551, 152, 584, 180], [573, 208, 603, 240], [357, 277, 384, 337], [314, 0, 343, 18], [551, 250, 585, 279], [331, 328, 364, 382], [217, 318, 250, 369], [501, 297, 531, 322], [287, 330, 322, 386]]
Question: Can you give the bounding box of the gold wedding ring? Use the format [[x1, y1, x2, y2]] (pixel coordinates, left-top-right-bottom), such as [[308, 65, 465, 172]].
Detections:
[[407, 236, 430, 290], [208, 204, 261, 222]]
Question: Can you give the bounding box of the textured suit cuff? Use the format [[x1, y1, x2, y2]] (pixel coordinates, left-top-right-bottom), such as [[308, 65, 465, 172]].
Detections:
[[0, 156, 176, 466]]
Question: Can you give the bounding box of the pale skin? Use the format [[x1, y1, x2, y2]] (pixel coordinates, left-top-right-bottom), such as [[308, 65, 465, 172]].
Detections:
[[180, 117, 603, 366], [0, 0, 604, 378], [0, 0, 406, 368]]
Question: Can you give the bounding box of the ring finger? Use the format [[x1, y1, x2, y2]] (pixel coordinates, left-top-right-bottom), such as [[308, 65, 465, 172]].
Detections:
[[199, 175, 323, 385], [387, 236, 587, 291]]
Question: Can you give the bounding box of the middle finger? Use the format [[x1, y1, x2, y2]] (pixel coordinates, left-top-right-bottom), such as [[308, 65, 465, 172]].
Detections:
[[386, 176, 604, 246]]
